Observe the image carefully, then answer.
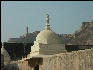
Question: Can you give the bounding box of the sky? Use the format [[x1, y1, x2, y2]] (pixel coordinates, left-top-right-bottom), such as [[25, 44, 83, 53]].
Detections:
[[1, 1, 93, 42]]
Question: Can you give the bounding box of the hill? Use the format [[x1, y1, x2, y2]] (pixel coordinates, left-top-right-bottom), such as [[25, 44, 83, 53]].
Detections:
[[70, 21, 93, 45]]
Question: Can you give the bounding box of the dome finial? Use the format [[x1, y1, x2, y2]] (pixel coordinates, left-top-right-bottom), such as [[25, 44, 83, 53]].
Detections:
[[46, 12, 49, 25], [45, 12, 50, 30]]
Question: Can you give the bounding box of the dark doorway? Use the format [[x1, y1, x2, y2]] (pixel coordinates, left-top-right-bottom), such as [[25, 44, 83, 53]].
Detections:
[[34, 65, 39, 70]]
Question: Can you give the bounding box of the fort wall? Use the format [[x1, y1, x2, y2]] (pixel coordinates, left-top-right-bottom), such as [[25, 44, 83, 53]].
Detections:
[[6, 48, 93, 70], [40, 48, 93, 70]]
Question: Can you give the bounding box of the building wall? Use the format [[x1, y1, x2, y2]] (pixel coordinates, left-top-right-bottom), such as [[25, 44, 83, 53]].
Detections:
[[1, 54, 4, 70], [18, 61, 32, 70], [40, 48, 93, 70], [2, 42, 93, 61], [4, 63, 20, 70], [3, 48, 93, 70], [31, 42, 66, 55], [11, 48, 93, 70]]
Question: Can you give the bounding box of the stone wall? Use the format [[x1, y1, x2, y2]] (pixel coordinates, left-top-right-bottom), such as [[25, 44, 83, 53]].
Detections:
[[1, 54, 4, 70], [3, 42, 93, 60], [4, 63, 20, 70], [40, 48, 93, 70], [4, 48, 93, 70]]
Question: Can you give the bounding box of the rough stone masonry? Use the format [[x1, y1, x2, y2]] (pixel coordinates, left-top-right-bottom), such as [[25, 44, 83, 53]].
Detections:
[[5, 48, 93, 70]]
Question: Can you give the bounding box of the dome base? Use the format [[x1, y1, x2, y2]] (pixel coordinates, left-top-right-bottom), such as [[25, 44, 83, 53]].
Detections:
[[30, 41, 66, 56]]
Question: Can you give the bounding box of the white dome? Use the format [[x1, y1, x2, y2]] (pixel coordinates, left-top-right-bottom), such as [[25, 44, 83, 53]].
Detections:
[[1, 43, 11, 62], [36, 29, 62, 44], [36, 13, 62, 44], [30, 13, 66, 56]]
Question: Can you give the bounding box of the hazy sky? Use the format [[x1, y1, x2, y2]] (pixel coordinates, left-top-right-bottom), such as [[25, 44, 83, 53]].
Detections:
[[1, 1, 93, 42]]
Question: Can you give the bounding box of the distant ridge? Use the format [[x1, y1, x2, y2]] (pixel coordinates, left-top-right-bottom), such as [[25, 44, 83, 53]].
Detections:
[[70, 21, 93, 45], [7, 21, 93, 45]]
